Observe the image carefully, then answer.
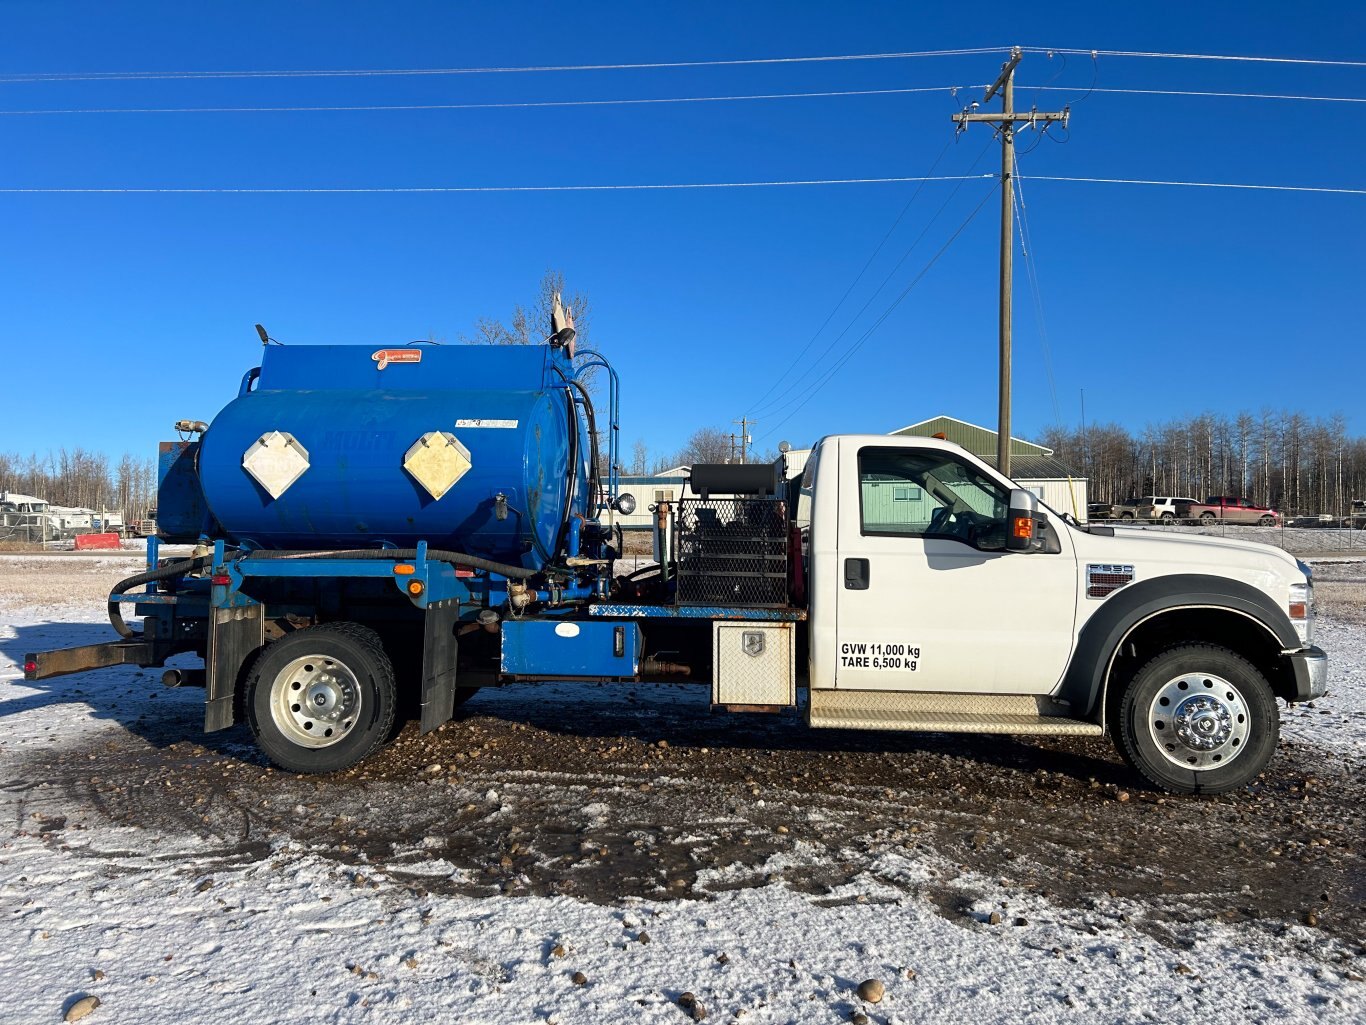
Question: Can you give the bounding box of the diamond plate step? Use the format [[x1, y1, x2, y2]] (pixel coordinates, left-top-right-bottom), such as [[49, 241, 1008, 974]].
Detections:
[[807, 689, 1103, 736]]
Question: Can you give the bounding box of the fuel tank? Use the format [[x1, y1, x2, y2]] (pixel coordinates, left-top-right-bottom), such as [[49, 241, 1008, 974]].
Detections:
[[188, 343, 588, 568]]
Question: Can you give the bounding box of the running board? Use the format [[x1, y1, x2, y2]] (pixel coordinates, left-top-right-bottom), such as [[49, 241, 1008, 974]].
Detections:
[[808, 689, 1103, 736]]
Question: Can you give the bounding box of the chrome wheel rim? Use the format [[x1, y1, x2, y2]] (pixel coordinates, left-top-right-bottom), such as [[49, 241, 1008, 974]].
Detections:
[[1147, 672, 1250, 770], [270, 654, 362, 749]]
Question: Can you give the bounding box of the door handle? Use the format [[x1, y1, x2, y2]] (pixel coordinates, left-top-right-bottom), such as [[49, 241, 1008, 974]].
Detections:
[[844, 557, 869, 590]]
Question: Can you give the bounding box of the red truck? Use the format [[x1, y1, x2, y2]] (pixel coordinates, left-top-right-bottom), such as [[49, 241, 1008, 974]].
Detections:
[[1179, 496, 1281, 526]]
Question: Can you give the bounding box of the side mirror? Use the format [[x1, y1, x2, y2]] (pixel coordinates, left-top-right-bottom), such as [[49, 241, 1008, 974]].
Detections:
[[1006, 489, 1038, 552]]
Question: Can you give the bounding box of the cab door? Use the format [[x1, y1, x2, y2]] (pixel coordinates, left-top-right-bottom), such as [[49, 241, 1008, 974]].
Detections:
[[832, 441, 1079, 694]]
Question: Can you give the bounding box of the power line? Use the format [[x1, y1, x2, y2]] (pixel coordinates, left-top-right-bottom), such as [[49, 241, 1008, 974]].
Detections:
[[4, 81, 1358, 119], [1023, 84, 1366, 105], [756, 182, 1002, 442], [0, 175, 993, 194], [0, 47, 1009, 84], [0, 85, 968, 117], [6, 44, 1365, 85], [1025, 46, 1366, 68], [1, 173, 1361, 196], [1021, 175, 1366, 196], [748, 137, 997, 420], [742, 135, 957, 419], [1011, 152, 1061, 427]]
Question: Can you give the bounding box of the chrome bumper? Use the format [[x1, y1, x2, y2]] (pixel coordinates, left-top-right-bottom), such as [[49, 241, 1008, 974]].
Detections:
[[1286, 645, 1328, 701]]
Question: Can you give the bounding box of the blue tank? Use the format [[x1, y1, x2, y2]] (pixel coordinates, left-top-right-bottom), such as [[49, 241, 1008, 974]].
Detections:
[[190, 344, 590, 569]]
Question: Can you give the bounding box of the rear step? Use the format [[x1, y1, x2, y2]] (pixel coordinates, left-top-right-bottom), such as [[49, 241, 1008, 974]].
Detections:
[[808, 689, 1103, 736]]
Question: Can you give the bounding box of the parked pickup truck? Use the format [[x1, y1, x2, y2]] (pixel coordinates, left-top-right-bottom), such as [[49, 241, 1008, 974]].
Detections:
[[1179, 497, 1281, 526], [1345, 500, 1366, 529]]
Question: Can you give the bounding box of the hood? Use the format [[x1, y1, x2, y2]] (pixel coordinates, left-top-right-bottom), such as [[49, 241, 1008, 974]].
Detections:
[[1072, 525, 1308, 599]]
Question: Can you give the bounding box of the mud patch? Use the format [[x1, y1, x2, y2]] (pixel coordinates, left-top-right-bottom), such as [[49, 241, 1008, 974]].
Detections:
[[9, 682, 1364, 958]]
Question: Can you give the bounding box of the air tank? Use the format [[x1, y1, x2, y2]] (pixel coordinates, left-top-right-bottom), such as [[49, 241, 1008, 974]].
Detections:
[[187, 343, 590, 569]]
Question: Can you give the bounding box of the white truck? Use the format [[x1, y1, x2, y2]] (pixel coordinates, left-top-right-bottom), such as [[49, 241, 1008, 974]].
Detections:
[[793, 435, 1323, 794]]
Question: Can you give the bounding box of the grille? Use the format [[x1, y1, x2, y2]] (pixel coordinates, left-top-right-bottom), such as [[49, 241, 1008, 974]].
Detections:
[[675, 498, 789, 607]]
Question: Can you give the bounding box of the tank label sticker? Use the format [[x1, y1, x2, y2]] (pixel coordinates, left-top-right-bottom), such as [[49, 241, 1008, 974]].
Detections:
[[372, 348, 423, 369], [554, 623, 581, 638], [455, 418, 519, 429]]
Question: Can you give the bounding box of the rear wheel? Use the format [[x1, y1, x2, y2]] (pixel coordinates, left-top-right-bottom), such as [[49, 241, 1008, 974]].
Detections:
[[1114, 644, 1278, 794], [1120, 512, 1134, 520], [1200, 511, 1217, 524], [246, 622, 396, 774], [1258, 514, 1276, 526], [1160, 512, 1175, 523]]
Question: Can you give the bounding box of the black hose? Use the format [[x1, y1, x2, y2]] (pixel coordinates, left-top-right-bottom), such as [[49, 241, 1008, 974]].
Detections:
[[550, 364, 602, 523], [107, 555, 214, 638], [241, 547, 537, 579]]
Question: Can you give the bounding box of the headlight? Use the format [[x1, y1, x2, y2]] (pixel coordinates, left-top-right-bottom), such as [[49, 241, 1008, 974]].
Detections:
[[1289, 581, 1313, 644]]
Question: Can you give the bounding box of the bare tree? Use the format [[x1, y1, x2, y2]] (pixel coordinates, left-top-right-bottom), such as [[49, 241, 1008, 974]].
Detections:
[[465, 270, 592, 349], [676, 427, 733, 465], [630, 439, 649, 475]]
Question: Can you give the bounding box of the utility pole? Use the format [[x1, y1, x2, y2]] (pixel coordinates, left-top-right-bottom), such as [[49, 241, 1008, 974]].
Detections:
[[953, 47, 1069, 478], [732, 417, 756, 464]]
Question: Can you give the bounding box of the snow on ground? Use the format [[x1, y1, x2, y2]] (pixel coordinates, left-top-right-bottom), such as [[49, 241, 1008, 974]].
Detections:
[[0, 566, 1363, 1024]]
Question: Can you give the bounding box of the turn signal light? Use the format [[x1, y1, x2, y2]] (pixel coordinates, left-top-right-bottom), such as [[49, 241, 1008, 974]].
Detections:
[[1012, 516, 1034, 540], [407, 580, 425, 596], [1288, 602, 1307, 620], [393, 564, 415, 575]]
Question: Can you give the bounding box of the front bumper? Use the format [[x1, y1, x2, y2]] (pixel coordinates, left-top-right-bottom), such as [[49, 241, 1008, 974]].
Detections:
[[1286, 645, 1328, 701]]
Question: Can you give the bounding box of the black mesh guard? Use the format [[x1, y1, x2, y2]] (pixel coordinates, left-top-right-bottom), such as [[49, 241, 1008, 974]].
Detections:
[[675, 498, 789, 607]]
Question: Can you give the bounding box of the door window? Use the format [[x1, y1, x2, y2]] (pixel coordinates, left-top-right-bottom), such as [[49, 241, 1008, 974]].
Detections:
[[858, 448, 1009, 550]]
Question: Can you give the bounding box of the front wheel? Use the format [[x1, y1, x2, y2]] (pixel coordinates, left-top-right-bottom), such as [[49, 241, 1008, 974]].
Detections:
[[245, 623, 397, 773], [1114, 644, 1279, 794], [1258, 515, 1276, 526]]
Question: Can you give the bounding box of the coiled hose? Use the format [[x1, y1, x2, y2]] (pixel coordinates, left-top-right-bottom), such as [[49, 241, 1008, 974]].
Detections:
[[106, 547, 537, 639], [107, 555, 214, 638]]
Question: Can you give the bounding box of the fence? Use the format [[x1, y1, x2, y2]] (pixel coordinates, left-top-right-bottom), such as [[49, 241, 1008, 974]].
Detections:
[[1103, 519, 1366, 556]]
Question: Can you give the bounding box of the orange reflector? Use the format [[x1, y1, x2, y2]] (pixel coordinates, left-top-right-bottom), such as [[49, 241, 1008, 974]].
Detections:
[[407, 580, 425, 596], [1289, 602, 1307, 619], [1012, 516, 1034, 540], [394, 563, 415, 575]]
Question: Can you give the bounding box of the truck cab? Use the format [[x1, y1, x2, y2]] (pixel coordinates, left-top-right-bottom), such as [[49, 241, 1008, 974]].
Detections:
[[801, 435, 1325, 793]]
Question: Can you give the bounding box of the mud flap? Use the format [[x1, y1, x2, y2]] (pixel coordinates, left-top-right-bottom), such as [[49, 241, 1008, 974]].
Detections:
[[420, 600, 460, 734], [205, 603, 264, 733]]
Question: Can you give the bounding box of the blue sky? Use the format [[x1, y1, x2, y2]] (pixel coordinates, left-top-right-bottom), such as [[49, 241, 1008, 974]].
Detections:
[[1, 1, 1362, 466]]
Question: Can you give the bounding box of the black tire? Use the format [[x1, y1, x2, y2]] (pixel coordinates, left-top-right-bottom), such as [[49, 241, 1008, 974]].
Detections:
[[1258, 515, 1275, 526], [245, 622, 397, 774], [1200, 512, 1217, 524], [1114, 644, 1279, 795], [1120, 512, 1134, 521], [1160, 512, 1175, 523]]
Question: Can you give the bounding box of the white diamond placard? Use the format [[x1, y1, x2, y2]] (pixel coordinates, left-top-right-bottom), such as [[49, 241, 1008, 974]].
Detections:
[[404, 431, 472, 500], [242, 430, 310, 500]]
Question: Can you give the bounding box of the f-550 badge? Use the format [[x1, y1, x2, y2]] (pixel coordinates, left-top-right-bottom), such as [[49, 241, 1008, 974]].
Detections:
[[742, 631, 766, 657], [1087, 563, 1135, 599]]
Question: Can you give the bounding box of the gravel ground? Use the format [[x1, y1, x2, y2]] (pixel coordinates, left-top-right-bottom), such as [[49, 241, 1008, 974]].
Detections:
[[1, 554, 1363, 963]]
